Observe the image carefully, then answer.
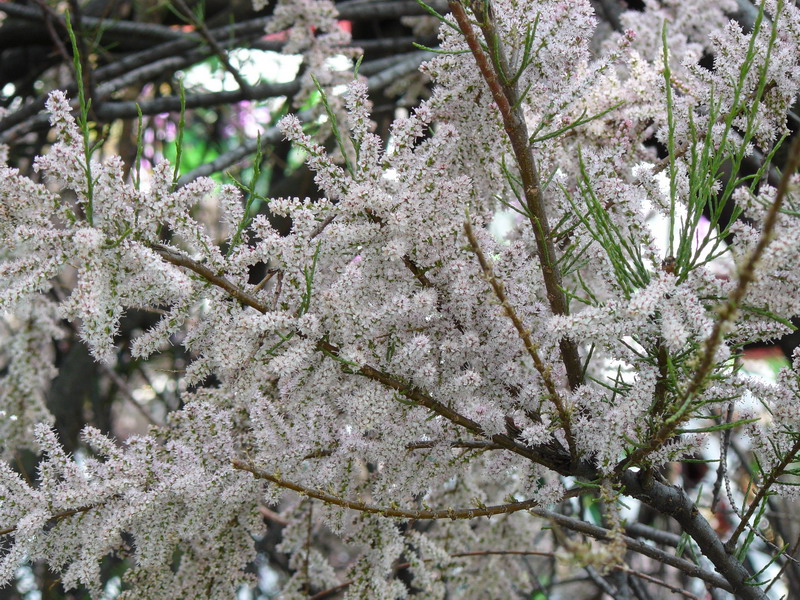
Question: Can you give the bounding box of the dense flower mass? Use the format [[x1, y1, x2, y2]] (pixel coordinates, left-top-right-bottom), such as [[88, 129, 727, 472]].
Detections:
[[1, 0, 800, 598]]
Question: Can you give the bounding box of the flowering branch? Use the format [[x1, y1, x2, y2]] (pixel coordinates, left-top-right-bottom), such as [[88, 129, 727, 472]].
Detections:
[[448, 0, 583, 390], [151, 243, 572, 472], [619, 132, 800, 473], [4, 0, 800, 595], [152, 239, 768, 598], [464, 218, 576, 462], [231, 459, 559, 519]]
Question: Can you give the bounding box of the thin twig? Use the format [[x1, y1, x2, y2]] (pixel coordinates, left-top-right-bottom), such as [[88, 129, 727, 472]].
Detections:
[[624, 522, 681, 547], [31, 0, 72, 66], [618, 565, 701, 600], [449, 0, 583, 390], [765, 532, 800, 596], [101, 364, 163, 428], [153, 243, 268, 313], [586, 565, 620, 598], [0, 504, 97, 536], [172, 0, 253, 97], [258, 505, 289, 526], [711, 400, 735, 512], [252, 269, 280, 293], [464, 219, 577, 463], [405, 439, 504, 451], [232, 459, 558, 519], [726, 437, 800, 551], [302, 439, 503, 460]]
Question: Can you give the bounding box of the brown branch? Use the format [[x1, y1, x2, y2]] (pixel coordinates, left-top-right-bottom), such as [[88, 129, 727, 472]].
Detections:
[[232, 459, 557, 520], [309, 214, 337, 241], [252, 269, 280, 293], [338, 353, 573, 472], [302, 439, 503, 460], [310, 580, 352, 600], [464, 219, 577, 463], [405, 439, 504, 451], [152, 243, 269, 313], [258, 505, 289, 526], [448, 0, 582, 390], [0, 504, 97, 537]]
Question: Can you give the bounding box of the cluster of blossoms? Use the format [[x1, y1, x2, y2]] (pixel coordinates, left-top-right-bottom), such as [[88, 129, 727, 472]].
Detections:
[[1, 0, 800, 597]]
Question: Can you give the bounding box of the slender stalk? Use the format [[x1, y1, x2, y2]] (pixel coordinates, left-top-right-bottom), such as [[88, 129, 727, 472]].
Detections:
[[465, 219, 577, 463], [232, 459, 556, 519], [172, 0, 254, 98], [726, 437, 800, 551]]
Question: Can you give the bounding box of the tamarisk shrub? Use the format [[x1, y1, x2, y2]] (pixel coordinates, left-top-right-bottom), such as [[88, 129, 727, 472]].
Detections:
[[2, 0, 800, 598]]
